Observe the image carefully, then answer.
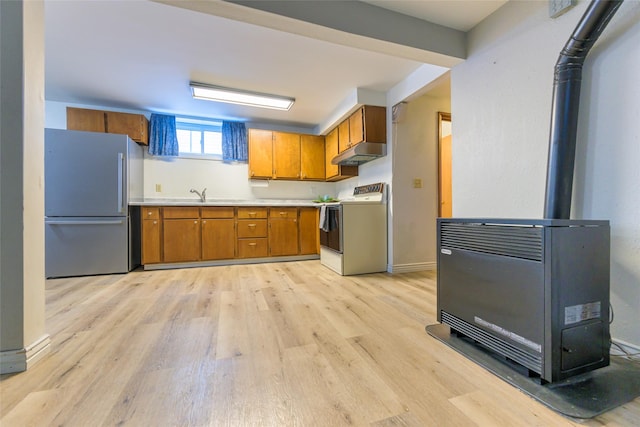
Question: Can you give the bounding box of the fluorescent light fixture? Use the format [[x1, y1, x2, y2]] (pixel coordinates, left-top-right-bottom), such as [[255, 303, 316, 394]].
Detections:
[[190, 82, 295, 111]]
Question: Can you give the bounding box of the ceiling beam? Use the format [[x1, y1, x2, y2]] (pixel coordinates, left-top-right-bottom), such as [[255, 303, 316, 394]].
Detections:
[[154, 0, 466, 67]]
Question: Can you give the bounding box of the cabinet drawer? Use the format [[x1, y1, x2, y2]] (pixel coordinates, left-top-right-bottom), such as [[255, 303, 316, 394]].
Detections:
[[142, 207, 160, 220], [237, 219, 267, 238], [237, 207, 267, 219], [163, 207, 200, 219], [237, 238, 268, 258], [201, 206, 235, 218], [269, 207, 298, 218]]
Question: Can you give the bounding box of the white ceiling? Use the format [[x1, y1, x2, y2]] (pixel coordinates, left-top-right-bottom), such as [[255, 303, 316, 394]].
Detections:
[[44, 0, 507, 131], [362, 0, 507, 32]]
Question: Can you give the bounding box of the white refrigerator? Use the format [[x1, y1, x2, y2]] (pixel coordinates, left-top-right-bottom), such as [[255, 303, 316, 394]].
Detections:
[[45, 129, 143, 278]]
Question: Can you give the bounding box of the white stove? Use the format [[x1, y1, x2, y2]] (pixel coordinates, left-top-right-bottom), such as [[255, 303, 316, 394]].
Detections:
[[319, 183, 388, 275]]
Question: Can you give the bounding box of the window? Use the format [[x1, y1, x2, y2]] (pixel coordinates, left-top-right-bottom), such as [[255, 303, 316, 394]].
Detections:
[[176, 118, 222, 159]]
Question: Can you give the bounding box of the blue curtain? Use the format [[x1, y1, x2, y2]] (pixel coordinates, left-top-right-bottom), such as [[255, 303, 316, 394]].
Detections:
[[148, 113, 179, 156], [222, 121, 247, 162]]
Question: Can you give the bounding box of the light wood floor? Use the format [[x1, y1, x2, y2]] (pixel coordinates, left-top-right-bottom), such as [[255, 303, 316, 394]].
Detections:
[[1, 261, 639, 426]]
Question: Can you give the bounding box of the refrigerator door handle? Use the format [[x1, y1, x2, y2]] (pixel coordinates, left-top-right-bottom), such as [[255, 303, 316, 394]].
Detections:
[[46, 219, 125, 225], [117, 153, 124, 213]]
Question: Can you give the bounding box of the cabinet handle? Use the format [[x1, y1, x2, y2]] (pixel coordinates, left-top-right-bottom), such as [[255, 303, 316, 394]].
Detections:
[[249, 243, 257, 247], [153, 220, 157, 225], [248, 224, 256, 228], [147, 211, 153, 216], [248, 212, 257, 217], [203, 220, 207, 224], [194, 221, 198, 224], [279, 212, 287, 216]]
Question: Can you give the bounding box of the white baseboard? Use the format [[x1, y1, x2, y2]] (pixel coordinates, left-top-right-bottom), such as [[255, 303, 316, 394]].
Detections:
[[388, 262, 437, 274], [0, 334, 51, 374]]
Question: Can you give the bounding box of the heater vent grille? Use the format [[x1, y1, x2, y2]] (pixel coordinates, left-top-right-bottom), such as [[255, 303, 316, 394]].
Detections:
[[441, 311, 543, 374], [440, 223, 543, 261]]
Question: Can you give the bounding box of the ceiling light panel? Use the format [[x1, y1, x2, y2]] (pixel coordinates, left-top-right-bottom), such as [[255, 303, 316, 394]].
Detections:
[[190, 83, 295, 111]]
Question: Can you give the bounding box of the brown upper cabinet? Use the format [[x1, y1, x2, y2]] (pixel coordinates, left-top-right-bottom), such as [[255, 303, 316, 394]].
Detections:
[[273, 132, 301, 179], [325, 127, 358, 182], [300, 135, 325, 181], [248, 129, 274, 179], [105, 111, 149, 145], [338, 105, 386, 153], [248, 129, 326, 181], [66, 107, 149, 145], [66, 107, 105, 133], [338, 119, 351, 153], [248, 105, 384, 182]]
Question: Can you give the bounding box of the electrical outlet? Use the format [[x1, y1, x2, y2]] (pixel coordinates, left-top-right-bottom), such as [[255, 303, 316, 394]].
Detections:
[[413, 178, 423, 189], [155, 183, 162, 192], [549, 0, 575, 19]]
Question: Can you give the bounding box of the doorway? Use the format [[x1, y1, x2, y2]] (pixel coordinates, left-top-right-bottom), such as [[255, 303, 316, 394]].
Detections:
[[438, 112, 452, 217]]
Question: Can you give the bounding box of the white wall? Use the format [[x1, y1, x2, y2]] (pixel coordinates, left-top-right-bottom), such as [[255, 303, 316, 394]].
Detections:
[[452, 0, 640, 348], [333, 64, 450, 271], [1, 0, 49, 372], [392, 93, 450, 271], [45, 101, 337, 201]]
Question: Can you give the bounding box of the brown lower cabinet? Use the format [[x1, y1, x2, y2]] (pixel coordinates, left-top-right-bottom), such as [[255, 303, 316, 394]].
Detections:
[[202, 207, 236, 260], [142, 218, 161, 264], [237, 238, 269, 258], [299, 207, 320, 255], [163, 219, 201, 263], [141, 207, 161, 264], [141, 205, 319, 265], [202, 219, 236, 260], [268, 207, 298, 256]]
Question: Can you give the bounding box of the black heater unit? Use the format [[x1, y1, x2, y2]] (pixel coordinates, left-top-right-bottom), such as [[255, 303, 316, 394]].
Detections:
[[436, 0, 622, 383], [437, 218, 610, 382]]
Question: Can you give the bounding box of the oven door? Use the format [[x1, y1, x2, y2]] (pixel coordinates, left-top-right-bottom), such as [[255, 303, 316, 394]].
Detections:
[[319, 205, 342, 253]]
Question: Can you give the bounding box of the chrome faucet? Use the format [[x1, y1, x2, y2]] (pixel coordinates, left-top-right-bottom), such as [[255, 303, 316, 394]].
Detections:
[[190, 188, 206, 202]]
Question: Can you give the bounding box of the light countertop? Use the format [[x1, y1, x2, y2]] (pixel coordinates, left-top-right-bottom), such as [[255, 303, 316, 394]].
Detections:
[[129, 198, 320, 207]]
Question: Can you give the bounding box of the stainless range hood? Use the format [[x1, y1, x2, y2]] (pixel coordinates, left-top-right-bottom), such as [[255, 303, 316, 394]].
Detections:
[[331, 142, 387, 166]]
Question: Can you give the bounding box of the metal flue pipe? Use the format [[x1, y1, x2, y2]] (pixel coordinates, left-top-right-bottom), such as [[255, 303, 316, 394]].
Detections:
[[543, 0, 623, 219]]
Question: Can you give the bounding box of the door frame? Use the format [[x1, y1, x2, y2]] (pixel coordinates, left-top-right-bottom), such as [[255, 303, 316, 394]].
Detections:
[[437, 112, 452, 217]]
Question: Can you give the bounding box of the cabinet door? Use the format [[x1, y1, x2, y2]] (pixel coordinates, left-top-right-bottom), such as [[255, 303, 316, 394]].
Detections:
[[202, 219, 236, 260], [66, 107, 105, 132], [105, 112, 149, 145], [338, 119, 350, 153], [300, 135, 325, 180], [248, 129, 273, 179], [163, 219, 201, 262], [299, 207, 319, 255], [273, 132, 300, 179], [269, 219, 299, 256], [359, 105, 386, 143], [269, 208, 299, 256], [142, 218, 161, 264], [325, 128, 358, 182], [325, 128, 339, 180], [349, 107, 365, 145]]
